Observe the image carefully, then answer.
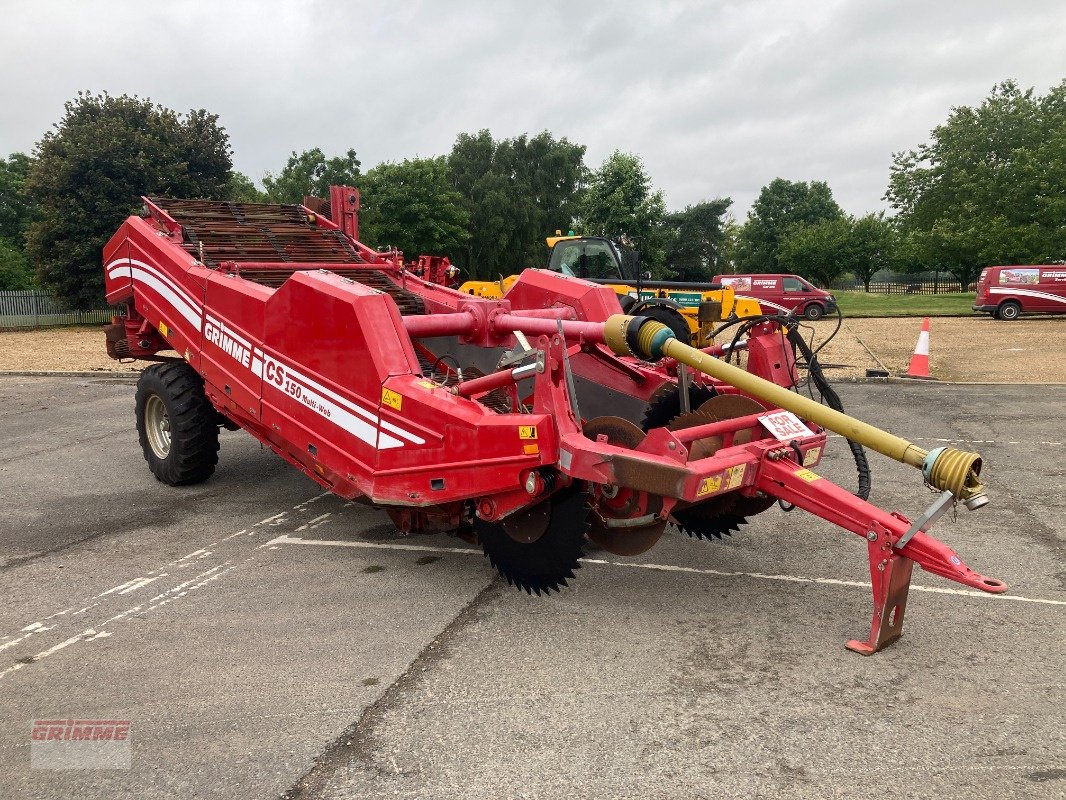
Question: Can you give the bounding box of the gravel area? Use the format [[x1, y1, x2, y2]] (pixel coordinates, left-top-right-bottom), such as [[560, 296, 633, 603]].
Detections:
[[2, 317, 1065, 382], [814, 316, 1066, 382], [0, 327, 140, 373]]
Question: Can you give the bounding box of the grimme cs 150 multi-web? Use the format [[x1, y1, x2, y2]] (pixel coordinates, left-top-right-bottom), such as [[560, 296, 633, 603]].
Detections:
[[102, 187, 1006, 655]]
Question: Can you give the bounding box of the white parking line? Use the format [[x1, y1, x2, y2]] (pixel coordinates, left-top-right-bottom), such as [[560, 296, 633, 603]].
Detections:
[[0, 628, 106, 681], [267, 534, 1066, 608], [265, 534, 480, 556], [0, 492, 337, 661]]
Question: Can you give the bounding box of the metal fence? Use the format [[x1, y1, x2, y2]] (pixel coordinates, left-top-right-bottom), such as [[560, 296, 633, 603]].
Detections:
[[0, 290, 113, 329], [830, 278, 969, 294]]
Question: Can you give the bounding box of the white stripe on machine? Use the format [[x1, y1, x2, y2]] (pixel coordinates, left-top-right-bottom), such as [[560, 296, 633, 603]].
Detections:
[[261, 354, 407, 450], [735, 294, 792, 314], [107, 260, 202, 329]]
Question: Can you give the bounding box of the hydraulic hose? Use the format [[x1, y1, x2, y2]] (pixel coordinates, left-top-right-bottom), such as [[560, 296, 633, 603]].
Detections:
[[602, 314, 987, 508], [785, 324, 871, 500]]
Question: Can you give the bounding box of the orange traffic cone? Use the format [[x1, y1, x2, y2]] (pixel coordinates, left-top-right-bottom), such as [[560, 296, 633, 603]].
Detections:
[[906, 317, 931, 378]]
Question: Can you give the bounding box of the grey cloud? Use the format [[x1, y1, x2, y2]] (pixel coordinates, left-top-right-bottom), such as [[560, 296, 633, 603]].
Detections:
[[1, 0, 1063, 217]]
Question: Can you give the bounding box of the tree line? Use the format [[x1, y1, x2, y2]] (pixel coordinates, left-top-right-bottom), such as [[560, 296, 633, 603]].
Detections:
[[0, 80, 1062, 308]]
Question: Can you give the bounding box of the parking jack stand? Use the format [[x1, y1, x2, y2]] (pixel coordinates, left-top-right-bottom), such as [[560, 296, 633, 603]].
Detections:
[[846, 524, 914, 655]]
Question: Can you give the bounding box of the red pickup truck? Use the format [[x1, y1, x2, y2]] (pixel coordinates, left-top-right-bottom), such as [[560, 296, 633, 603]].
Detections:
[[713, 274, 838, 320]]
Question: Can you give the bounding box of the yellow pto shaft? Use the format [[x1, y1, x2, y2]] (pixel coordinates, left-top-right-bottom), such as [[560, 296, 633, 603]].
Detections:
[[602, 315, 987, 508]]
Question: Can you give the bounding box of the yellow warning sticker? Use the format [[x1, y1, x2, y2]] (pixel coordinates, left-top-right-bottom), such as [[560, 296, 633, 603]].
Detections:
[[519, 426, 538, 440], [381, 387, 403, 411], [802, 447, 822, 466], [523, 443, 540, 455], [417, 380, 436, 389], [794, 468, 821, 482], [725, 463, 746, 490], [158, 321, 169, 338], [696, 474, 723, 497]]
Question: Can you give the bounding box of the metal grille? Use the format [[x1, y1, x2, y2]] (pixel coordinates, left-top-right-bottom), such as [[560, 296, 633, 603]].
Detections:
[[148, 197, 364, 267]]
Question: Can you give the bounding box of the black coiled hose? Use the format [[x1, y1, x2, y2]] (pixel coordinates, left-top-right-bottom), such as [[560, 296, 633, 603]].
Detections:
[[785, 325, 872, 500], [708, 312, 871, 501]]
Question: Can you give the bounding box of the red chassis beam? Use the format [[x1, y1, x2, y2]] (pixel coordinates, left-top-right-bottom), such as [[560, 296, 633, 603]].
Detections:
[[757, 457, 1006, 653], [533, 325, 1007, 656], [556, 422, 1007, 654]]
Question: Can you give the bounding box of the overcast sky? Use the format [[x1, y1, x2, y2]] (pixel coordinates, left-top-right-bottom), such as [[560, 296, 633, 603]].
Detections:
[[2, 1, 1064, 218]]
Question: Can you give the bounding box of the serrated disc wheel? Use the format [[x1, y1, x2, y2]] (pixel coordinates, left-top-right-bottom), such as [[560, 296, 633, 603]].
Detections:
[[582, 416, 668, 556], [476, 489, 589, 596]]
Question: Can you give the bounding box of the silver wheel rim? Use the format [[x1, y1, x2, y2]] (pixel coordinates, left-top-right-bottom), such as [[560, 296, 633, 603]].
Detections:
[[145, 394, 172, 459]]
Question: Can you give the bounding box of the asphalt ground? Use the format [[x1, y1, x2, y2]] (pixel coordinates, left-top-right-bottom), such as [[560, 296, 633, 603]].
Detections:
[[0, 375, 1063, 799]]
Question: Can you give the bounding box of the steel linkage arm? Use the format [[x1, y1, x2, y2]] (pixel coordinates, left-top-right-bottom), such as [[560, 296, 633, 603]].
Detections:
[[756, 457, 1006, 654]]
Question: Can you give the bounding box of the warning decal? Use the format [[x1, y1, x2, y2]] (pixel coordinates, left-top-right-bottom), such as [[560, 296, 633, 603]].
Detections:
[[696, 474, 723, 497], [725, 464, 746, 490], [381, 387, 403, 411]]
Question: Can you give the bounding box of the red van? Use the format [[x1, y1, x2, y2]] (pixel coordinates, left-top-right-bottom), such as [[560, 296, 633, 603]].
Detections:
[[974, 265, 1066, 320], [713, 274, 838, 320]]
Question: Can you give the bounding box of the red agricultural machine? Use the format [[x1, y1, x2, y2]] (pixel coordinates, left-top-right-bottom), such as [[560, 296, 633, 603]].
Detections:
[[102, 187, 1006, 654]]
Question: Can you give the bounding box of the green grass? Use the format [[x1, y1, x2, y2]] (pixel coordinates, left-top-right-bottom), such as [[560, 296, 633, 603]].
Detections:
[[832, 291, 977, 317]]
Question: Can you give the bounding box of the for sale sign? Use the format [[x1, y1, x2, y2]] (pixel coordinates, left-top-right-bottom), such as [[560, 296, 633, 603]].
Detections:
[[758, 411, 812, 441]]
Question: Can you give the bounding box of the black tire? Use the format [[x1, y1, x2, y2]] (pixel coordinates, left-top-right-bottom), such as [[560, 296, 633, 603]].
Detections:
[[996, 300, 1021, 321], [639, 304, 692, 344], [135, 362, 220, 485], [803, 303, 825, 320], [618, 294, 637, 313]]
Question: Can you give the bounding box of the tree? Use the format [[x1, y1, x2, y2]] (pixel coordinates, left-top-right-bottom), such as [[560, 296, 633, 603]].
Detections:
[[0, 152, 33, 242], [226, 171, 267, 203], [358, 157, 470, 259], [0, 152, 35, 289], [25, 92, 232, 308], [848, 213, 896, 291], [737, 178, 844, 273], [449, 130, 586, 279], [661, 198, 733, 281], [262, 148, 361, 204], [777, 217, 853, 287], [778, 213, 897, 289], [0, 239, 33, 290], [886, 79, 1066, 289], [718, 216, 743, 274], [580, 151, 666, 271]]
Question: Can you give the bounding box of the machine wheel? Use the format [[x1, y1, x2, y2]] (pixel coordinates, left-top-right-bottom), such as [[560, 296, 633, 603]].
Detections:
[[803, 303, 825, 320], [618, 294, 637, 312], [136, 362, 219, 486], [639, 304, 692, 344], [995, 300, 1021, 321], [476, 489, 589, 595]]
